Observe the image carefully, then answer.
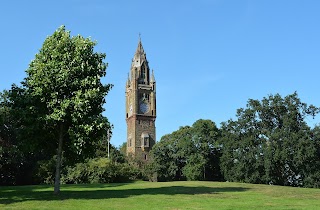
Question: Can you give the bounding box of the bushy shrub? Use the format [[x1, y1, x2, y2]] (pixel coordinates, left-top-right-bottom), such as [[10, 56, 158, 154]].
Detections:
[[35, 156, 57, 184], [303, 171, 320, 188], [62, 157, 139, 184]]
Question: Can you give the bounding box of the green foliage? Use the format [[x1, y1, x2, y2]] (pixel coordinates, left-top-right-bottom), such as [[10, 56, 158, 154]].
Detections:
[[0, 26, 113, 189], [0, 90, 24, 185], [150, 132, 187, 181], [220, 92, 320, 187], [19, 26, 112, 192], [183, 153, 206, 181], [24, 25, 112, 154], [123, 151, 154, 181], [92, 138, 126, 164], [148, 92, 318, 188], [33, 140, 127, 185], [303, 125, 320, 188], [62, 158, 138, 184], [35, 155, 59, 184], [0, 145, 22, 185], [150, 119, 222, 181]]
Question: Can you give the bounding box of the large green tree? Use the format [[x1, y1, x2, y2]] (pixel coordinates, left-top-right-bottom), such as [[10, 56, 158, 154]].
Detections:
[[150, 119, 222, 181], [220, 92, 319, 187], [150, 127, 191, 181], [23, 26, 112, 193]]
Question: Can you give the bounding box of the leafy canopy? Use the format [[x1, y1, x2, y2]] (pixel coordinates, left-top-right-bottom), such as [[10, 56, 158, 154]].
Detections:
[[24, 26, 112, 193]]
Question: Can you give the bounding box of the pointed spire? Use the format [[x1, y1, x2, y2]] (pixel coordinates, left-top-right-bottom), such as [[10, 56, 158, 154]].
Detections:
[[132, 34, 147, 68], [135, 37, 145, 56]]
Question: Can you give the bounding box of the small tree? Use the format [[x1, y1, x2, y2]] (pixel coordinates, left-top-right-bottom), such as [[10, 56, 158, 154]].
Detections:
[[24, 26, 112, 194]]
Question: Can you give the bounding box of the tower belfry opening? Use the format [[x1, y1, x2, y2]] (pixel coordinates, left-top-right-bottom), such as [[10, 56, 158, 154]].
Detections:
[[125, 38, 156, 159]]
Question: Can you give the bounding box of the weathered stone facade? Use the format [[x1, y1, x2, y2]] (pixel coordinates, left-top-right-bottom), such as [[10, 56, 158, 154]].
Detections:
[[125, 39, 156, 159]]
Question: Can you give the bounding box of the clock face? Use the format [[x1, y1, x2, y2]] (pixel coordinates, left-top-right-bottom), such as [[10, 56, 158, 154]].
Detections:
[[140, 102, 149, 114]]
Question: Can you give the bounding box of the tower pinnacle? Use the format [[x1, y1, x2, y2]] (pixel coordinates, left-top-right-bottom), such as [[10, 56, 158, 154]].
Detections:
[[151, 69, 155, 83]]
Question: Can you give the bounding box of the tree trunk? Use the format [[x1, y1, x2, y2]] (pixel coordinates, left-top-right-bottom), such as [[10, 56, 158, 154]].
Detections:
[[54, 123, 64, 194]]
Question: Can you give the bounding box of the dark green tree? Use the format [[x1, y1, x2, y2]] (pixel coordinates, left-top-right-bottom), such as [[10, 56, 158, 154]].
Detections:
[[190, 119, 221, 180], [0, 90, 21, 185], [182, 153, 206, 181], [220, 92, 319, 187], [150, 119, 222, 181], [22, 26, 112, 193], [150, 133, 183, 181]]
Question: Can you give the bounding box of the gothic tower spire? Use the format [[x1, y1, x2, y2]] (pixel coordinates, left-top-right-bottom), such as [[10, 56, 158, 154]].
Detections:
[[125, 38, 156, 159]]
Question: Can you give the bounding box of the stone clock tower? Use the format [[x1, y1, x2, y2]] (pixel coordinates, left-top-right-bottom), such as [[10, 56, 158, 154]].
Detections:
[[125, 38, 156, 159]]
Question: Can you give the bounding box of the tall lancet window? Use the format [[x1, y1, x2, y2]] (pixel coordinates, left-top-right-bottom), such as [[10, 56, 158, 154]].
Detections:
[[141, 66, 146, 79]]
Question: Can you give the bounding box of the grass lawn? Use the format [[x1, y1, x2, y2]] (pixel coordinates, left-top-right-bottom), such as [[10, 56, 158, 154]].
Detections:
[[0, 181, 320, 210]]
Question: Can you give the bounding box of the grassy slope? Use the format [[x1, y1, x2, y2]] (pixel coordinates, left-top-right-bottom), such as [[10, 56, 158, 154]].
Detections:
[[0, 181, 319, 210]]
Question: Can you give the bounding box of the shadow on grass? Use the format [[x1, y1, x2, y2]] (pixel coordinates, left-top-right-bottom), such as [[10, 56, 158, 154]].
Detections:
[[0, 183, 249, 205]]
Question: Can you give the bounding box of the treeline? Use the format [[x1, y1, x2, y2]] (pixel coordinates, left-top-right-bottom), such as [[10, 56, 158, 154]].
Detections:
[[2, 87, 320, 188], [1, 26, 320, 189], [147, 92, 320, 188]]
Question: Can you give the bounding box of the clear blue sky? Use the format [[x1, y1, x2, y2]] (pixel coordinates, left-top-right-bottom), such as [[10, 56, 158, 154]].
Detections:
[[1, 1, 319, 147]]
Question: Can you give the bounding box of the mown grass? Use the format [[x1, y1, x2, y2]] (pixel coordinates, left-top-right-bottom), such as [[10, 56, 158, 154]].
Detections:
[[0, 181, 319, 209]]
